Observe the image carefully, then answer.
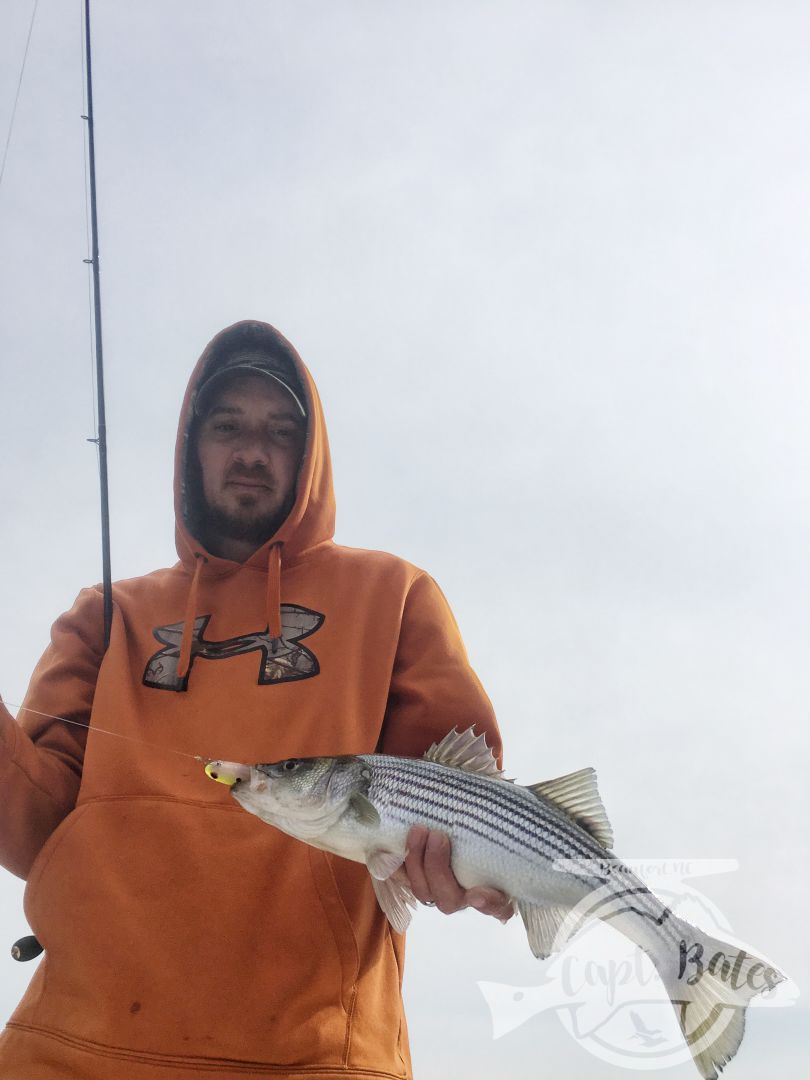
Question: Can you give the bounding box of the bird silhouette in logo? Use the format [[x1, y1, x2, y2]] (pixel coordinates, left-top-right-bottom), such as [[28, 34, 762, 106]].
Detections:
[[628, 1010, 667, 1047]]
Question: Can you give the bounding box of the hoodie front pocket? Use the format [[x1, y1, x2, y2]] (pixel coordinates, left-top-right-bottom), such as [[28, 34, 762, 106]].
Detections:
[[18, 796, 361, 1068]]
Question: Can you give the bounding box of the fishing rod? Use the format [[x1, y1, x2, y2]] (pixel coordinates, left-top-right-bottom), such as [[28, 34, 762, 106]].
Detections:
[[82, 0, 113, 648]]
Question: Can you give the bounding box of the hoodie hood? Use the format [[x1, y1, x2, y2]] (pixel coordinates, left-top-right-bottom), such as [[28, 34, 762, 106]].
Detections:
[[174, 320, 336, 575]]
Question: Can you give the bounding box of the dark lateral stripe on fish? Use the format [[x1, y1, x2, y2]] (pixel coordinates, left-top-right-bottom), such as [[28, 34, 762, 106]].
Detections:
[[370, 759, 609, 864], [384, 787, 601, 883], [374, 758, 669, 932], [581, 885, 673, 926], [370, 761, 673, 935], [380, 780, 586, 869], [374, 762, 676, 936], [373, 769, 607, 877], [372, 756, 609, 858], [547, 867, 678, 947], [378, 778, 609, 878], [373, 765, 585, 856], [370, 757, 597, 842]]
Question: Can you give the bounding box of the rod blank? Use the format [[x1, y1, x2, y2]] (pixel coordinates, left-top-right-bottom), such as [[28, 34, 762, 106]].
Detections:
[[83, 0, 113, 647]]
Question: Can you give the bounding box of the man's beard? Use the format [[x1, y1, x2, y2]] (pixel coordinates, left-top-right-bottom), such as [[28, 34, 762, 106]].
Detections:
[[202, 497, 293, 546], [184, 448, 297, 553]]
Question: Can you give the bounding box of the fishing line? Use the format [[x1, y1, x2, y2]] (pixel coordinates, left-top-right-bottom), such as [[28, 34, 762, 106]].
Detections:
[[3, 701, 211, 765], [0, 0, 40, 194]]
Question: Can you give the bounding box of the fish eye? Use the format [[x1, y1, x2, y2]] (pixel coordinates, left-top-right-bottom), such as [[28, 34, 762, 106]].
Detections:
[[256, 758, 307, 779]]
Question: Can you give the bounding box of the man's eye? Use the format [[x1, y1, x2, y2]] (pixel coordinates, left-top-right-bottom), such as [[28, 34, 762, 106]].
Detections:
[[271, 428, 297, 441], [214, 421, 238, 433]]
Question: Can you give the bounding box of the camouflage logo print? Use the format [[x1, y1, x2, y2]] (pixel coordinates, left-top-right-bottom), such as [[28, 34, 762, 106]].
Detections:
[[143, 605, 325, 692]]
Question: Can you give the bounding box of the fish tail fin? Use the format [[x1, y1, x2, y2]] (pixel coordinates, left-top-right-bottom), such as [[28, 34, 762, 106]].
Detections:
[[652, 916, 784, 1079]]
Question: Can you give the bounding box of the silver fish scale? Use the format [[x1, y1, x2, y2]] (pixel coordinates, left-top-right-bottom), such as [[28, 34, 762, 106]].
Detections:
[[359, 755, 676, 939], [365, 756, 602, 855], [360, 755, 609, 902]]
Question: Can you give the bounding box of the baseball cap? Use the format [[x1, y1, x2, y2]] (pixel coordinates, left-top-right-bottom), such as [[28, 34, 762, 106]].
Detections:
[[194, 346, 307, 419]]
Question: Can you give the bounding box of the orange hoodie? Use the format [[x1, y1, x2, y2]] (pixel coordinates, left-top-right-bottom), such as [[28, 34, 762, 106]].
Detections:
[[0, 321, 500, 1079]]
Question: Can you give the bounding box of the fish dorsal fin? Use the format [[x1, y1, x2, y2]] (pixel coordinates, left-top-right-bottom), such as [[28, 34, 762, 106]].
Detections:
[[424, 726, 505, 779], [528, 768, 614, 849]]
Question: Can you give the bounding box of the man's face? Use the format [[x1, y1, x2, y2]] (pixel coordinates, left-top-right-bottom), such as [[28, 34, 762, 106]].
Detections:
[[195, 372, 306, 551]]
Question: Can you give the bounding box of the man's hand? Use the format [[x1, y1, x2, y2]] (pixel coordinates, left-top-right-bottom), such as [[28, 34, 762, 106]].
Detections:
[[404, 825, 514, 922]]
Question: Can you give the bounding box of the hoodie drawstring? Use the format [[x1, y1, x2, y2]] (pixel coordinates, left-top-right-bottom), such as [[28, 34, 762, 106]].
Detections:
[[177, 546, 280, 680], [177, 553, 206, 679], [266, 543, 282, 652]]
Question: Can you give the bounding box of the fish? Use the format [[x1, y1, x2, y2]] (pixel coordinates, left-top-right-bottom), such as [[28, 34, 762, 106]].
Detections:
[[205, 727, 783, 1079]]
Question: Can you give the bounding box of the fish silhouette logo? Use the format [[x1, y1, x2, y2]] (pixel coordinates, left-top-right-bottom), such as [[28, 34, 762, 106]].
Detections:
[[143, 605, 325, 691], [478, 859, 797, 1071]]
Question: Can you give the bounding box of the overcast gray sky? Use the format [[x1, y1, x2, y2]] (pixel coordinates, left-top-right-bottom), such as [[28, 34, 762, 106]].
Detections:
[[0, 2, 808, 1077]]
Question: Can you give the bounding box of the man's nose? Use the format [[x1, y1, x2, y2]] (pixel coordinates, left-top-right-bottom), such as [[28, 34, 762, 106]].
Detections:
[[233, 435, 271, 467]]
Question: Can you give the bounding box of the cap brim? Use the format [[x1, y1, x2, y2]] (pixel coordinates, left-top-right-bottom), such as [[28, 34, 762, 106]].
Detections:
[[195, 365, 307, 418]]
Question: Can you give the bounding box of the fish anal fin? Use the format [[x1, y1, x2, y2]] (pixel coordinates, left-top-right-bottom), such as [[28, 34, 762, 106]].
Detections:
[[424, 726, 505, 779], [528, 768, 614, 849], [517, 901, 572, 959], [370, 869, 417, 934]]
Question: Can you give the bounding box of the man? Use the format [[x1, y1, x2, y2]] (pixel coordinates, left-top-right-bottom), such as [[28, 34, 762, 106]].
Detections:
[[0, 320, 508, 1079]]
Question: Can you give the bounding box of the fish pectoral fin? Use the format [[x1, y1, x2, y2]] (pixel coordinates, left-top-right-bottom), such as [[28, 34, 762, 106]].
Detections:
[[527, 768, 614, 849], [370, 869, 417, 934], [366, 848, 406, 881], [423, 726, 506, 779], [517, 901, 573, 959], [349, 791, 381, 827]]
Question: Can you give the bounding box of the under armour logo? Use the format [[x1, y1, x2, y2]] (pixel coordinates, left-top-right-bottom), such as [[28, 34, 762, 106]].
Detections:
[[143, 605, 325, 692]]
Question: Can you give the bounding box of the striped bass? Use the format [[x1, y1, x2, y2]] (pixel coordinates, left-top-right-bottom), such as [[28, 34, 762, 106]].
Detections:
[[205, 728, 782, 1079]]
